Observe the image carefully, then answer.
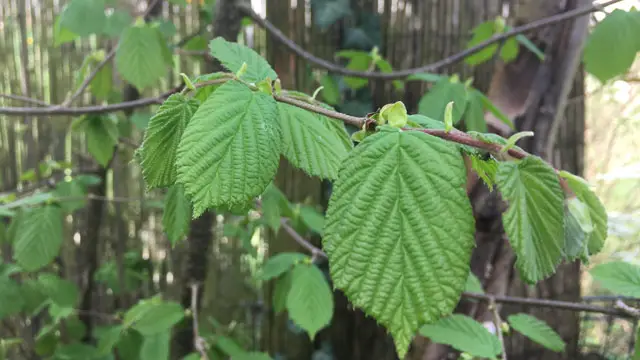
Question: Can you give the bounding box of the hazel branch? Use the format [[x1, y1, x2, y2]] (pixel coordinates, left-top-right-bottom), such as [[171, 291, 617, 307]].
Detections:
[[237, 0, 623, 80]]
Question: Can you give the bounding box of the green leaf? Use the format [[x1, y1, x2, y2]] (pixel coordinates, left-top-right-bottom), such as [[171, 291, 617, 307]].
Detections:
[[162, 184, 192, 246], [340, 52, 371, 90], [192, 72, 228, 102], [418, 79, 468, 124], [54, 179, 88, 213], [130, 112, 152, 130], [559, 171, 608, 256], [103, 10, 132, 38], [59, 0, 107, 37], [515, 33, 545, 61], [419, 314, 501, 358], [500, 37, 519, 62], [375, 58, 404, 91], [259, 252, 308, 281], [507, 313, 566, 352], [139, 331, 170, 360], [261, 183, 287, 233], [277, 103, 352, 180], [96, 325, 122, 356], [124, 300, 185, 335], [584, 9, 640, 83], [53, 16, 79, 46], [20, 279, 48, 316], [475, 90, 514, 130], [407, 114, 446, 130], [212, 334, 247, 357], [84, 115, 118, 167], [0, 276, 24, 320], [464, 21, 498, 65], [115, 328, 144, 360], [320, 75, 340, 105], [37, 273, 79, 308], [273, 272, 292, 314], [496, 157, 565, 283], [139, 94, 200, 189], [563, 201, 589, 262], [116, 24, 169, 91], [176, 80, 282, 218], [53, 343, 98, 359], [299, 205, 325, 236], [589, 261, 640, 297], [90, 63, 113, 101], [464, 272, 484, 294], [323, 130, 475, 358], [286, 263, 333, 340], [209, 37, 277, 83], [231, 352, 273, 360], [470, 155, 498, 191], [13, 206, 63, 271], [464, 89, 488, 133], [379, 101, 408, 128], [408, 73, 445, 83], [183, 35, 208, 52]]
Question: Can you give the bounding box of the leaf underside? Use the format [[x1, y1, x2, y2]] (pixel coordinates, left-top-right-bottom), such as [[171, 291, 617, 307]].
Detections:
[[323, 130, 475, 358], [496, 157, 565, 284], [139, 93, 200, 189]]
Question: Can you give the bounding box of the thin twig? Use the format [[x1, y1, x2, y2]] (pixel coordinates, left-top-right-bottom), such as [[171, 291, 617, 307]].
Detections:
[[56, 51, 117, 108], [614, 300, 640, 317], [0, 91, 171, 116], [238, 0, 623, 80], [191, 284, 209, 360], [489, 297, 508, 360], [280, 218, 327, 261], [0, 94, 49, 106], [463, 292, 639, 318]]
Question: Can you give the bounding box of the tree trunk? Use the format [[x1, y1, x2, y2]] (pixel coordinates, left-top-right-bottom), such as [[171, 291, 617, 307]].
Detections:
[[462, 1, 590, 359], [172, 0, 245, 357]]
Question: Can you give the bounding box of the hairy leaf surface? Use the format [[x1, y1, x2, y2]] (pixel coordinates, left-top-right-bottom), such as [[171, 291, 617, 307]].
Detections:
[[559, 171, 608, 256], [13, 206, 64, 271], [507, 313, 566, 352], [176, 80, 281, 217], [496, 157, 565, 283], [116, 24, 169, 90], [209, 37, 277, 83], [286, 263, 334, 340], [277, 103, 352, 180], [139, 94, 200, 188], [419, 314, 501, 358], [323, 130, 475, 358], [162, 184, 192, 246]]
